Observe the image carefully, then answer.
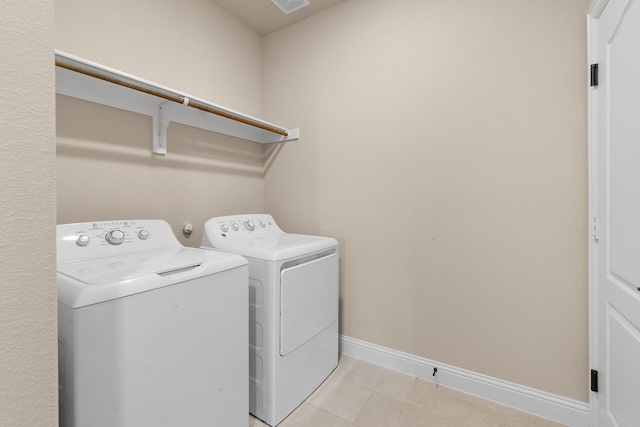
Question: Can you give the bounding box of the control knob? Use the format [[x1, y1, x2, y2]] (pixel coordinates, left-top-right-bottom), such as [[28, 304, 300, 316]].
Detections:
[[138, 230, 149, 240], [105, 229, 125, 245], [231, 223, 239, 231], [245, 220, 255, 231], [220, 224, 229, 233], [259, 220, 266, 228], [76, 235, 90, 246]]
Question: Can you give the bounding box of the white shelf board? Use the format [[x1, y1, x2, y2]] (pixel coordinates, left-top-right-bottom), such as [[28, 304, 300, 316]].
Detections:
[[55, 50, 298, 154]]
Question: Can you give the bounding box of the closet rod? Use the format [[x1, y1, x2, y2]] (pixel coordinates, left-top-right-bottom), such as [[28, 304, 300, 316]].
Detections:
[[55, 61, 289, 137]]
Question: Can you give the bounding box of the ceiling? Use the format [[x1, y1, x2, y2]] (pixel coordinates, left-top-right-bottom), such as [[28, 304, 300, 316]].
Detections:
[[210, 0, 347, 36]]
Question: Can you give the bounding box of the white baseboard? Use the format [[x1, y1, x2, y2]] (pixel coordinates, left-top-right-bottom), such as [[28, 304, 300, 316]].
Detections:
[[339, 335, 590, 427]]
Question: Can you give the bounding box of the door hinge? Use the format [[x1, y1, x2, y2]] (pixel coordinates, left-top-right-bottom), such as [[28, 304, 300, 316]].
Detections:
[[591, 369, 599, 392], [591, 217, 599, 242], [590, 64, 599, 87]]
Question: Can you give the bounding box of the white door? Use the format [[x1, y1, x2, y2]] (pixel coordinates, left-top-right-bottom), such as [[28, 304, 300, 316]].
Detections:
[[279, 253, 339, 356], [592, 0, 640, 426]]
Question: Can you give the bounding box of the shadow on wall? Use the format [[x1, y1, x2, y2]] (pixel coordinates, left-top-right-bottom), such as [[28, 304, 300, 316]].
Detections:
[[56, 95, 286, 177]]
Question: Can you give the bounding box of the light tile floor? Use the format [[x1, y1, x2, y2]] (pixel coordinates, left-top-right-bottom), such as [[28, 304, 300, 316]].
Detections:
[[249, 354, 567, 427]]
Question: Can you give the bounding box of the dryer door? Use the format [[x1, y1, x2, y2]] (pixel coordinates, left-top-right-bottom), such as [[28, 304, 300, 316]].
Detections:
[[280, 252, 338, 356]]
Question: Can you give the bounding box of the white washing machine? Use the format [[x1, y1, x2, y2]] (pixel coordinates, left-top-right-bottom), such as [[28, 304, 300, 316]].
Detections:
[[57, 220, 249, 427], [201, 214, 339, 426]]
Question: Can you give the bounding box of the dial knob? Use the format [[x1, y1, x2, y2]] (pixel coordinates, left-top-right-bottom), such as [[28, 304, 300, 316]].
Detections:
[[138, 230, 149, 240], [231, 223, 239, 231], [220, 224, 229, 232], [105, 229, 125, 245], [245, 220, 255, 231], [259, 220, 266, 228], [76, 235, 90, 246]]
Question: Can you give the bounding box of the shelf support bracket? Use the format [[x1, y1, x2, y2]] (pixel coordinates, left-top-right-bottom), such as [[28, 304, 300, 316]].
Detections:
[[153, 101, 178, 155]]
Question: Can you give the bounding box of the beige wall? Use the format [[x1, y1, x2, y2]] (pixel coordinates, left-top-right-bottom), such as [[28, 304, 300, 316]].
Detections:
[[0, 0, 58, 425], [263, 0, 591, 401], [45, 0, 591, 414], [55, 0, 266, 245], [0, 0, 592, 422]]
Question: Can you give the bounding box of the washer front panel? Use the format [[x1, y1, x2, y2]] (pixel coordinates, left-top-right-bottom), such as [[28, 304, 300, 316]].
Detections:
[[58, 264, 249, 427]]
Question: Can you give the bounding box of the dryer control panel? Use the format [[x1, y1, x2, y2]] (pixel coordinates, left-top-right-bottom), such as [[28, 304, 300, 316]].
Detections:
[[201, 213, 338, 262], [206, 214, 281, 236], [57, 220, 181, 264], [201, 214, 285, 248]]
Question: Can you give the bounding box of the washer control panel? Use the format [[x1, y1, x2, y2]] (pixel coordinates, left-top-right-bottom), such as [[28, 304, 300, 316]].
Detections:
[[73, 221, 153, 247], [57, 220, 181, 264]]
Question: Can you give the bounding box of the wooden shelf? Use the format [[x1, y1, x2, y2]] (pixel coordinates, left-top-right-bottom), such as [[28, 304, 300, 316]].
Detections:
[[55, 50, 299, 154]]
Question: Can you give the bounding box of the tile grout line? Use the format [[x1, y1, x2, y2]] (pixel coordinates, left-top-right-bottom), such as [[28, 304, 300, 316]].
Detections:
[[305, 402, 358, 426], [351, 389, 376, 426]]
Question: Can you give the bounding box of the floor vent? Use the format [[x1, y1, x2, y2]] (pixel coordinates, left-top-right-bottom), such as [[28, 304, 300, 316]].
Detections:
[[271, 0, 310, 15]]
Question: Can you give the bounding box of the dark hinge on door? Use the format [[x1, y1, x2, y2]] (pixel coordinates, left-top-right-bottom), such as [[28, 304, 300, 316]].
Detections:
[[591, 217, 599, 242], [591, 369, 599, 392], [590, 64, 599, 87]]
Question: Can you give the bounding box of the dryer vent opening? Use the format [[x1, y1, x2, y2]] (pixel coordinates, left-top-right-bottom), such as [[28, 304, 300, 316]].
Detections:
[[271, 0, 310, 14]]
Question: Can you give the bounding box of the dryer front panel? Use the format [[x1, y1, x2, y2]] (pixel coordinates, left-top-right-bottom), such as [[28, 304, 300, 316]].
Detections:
[[279, 252, 339, 356]]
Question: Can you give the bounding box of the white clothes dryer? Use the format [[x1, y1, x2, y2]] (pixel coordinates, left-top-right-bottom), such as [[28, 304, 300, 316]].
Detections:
[[201, 214, 339, 426], [57, 220, 249, 427]]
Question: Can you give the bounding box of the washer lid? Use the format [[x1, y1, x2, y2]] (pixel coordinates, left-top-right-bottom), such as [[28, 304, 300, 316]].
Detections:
[[57, 247, 247, 308]]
